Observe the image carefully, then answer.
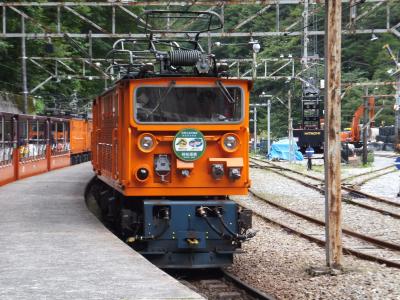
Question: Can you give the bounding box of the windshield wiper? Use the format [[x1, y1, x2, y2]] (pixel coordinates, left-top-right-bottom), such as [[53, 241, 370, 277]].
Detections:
[[216, 80, 235, 104], [148, 80, 176, 116]]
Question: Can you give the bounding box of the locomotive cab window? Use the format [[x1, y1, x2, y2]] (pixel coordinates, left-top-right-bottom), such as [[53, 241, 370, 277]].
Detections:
[[134, 85, 243, 123]]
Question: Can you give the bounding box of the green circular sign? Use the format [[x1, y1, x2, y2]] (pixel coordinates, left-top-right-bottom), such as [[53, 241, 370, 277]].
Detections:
[[173, 128, 206, 161]]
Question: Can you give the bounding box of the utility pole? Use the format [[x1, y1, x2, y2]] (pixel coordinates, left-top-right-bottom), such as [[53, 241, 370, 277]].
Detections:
[[250, 39, 261, 80], [250, 101, 268, 155], [21, 15, 28, 114], [288, 90, 294, 163], [268, 98, 271, 157], [382, 44, 400, 146], [253, 105, 257, 153], [395, 77, 400, 145], [362, 88, 369, 164], [259, 92, 273, 156], [324, 0, 343, 269], [397, 80, 400, 145], [302, 0, 309, 68]]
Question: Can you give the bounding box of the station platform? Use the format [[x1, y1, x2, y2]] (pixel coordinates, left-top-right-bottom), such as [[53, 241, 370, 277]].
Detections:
[[0, 163, 203, 300]]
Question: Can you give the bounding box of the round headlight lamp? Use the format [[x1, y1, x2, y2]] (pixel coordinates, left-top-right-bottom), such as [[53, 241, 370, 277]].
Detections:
[[222, 133, 240, 152], [138, 133, 156, 152]]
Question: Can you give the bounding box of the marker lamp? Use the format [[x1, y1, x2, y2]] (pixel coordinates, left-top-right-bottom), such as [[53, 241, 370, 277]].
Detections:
[[138, 133, 156, 152], [222, 133, 239, 152]]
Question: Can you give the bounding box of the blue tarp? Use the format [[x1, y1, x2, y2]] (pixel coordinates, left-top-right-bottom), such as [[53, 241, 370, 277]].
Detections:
[[267, 139, 304, 161]]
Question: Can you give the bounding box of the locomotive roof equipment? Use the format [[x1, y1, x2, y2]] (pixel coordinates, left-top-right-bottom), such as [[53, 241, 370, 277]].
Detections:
[[106, 10, 228, 79]]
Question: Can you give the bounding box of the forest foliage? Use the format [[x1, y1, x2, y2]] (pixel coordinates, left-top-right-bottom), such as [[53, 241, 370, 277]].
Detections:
[[0, 1, 399, 139]]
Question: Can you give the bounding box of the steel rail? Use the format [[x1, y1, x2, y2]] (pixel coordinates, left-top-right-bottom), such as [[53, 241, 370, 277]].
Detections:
[[374, 153, 398, 158], [341, 165, 396, 184], [239, 201, 400, 269], [249, 189, 400, 252], [251, 156, 395, 186], [251, 159, 400, 218], [250, 157, 400, 209], [355, 169, 397, 186], [221, 269, 275, 300]]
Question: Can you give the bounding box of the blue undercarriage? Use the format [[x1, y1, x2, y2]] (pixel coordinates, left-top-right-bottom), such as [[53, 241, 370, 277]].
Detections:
[[139, 199, 249, 268]]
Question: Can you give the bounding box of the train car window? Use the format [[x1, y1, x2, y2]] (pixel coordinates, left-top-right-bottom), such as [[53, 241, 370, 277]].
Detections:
[[65, 122, 70, 151], [18, 119, 28, 145], [0, 116, 3, 165], [134, 86, 243, 123], [23, 119, 42, 159], [51, 121, 69, 155], [18, 119, 29, 161], [1, 116, 13, 165], [50, 122, 57, 154], [37, 121, 47, 158]]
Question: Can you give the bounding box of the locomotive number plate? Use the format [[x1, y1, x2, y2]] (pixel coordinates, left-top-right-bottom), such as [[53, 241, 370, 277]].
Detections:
[[173, 128, 206, 161]]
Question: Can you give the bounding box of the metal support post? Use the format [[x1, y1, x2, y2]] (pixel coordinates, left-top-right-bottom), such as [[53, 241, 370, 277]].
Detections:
[[288, 90, 293, 163], [276, 3, 280, 32], [386, 3, 390, 29], [3, 6, 6, 35], [267, 99, 271, 157], [57, 5, 61, 33], [254, 106, 257, 153], [302, 0, 309, 68], [112, 5, 116, 34], [396, 77, 400, 146], [349, 0, 357, 29], [362, 88, 369, 164], [88, 30, 93, 62], [208, 31, 212, 55], [221, 4, 224, 33], [252, 50, 257, 80], [21, 15, 28, 114], [324, 0, 343, 269]]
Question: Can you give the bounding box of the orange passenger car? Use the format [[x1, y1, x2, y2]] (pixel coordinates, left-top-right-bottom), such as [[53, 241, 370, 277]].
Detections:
[[70, 118, 92, 164], [0, 112, 92, 186]]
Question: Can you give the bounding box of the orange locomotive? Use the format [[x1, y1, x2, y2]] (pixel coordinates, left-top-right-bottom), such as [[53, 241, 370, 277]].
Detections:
[[92, 77, 251, 196], [90, 10, 255, 268]]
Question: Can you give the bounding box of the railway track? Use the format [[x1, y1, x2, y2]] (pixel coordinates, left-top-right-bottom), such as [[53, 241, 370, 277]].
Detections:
[[341, 165, 397, 187], [250, 157, 400, 218], [172, 269, 274, 300], [87, 181, 274, 300], [236, 192, 400, 269], [374, 153, 398, 159]]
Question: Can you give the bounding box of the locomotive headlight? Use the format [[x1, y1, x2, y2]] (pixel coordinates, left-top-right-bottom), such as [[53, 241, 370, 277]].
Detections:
[[222, 133, 240, 152], [138, 133, 156, 152]]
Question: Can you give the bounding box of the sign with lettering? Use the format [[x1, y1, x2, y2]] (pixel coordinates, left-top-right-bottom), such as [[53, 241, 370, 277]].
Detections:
[[173, 128, 206, 161]]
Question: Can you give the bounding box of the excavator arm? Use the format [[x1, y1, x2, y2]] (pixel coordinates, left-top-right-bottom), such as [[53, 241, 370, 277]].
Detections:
[[350, 96, 375, 143]]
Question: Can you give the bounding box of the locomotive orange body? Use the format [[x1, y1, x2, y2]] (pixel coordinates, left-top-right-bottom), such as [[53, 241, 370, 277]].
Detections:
[[91, 76, 254, 268], [92, 77, 251, 197], [89, 10, 254, 268]]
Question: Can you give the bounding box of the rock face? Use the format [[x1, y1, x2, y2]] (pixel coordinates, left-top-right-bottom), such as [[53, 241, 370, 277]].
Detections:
[[0, 92, 22, 114]]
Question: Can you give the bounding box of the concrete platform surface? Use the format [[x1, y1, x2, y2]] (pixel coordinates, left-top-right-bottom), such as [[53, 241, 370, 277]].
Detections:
[[0, 163, 204, 300]]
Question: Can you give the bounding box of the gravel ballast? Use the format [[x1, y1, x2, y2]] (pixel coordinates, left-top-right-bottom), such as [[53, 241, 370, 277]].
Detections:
[[228, 215, 400, 300], [228, 154, 400, 299]]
